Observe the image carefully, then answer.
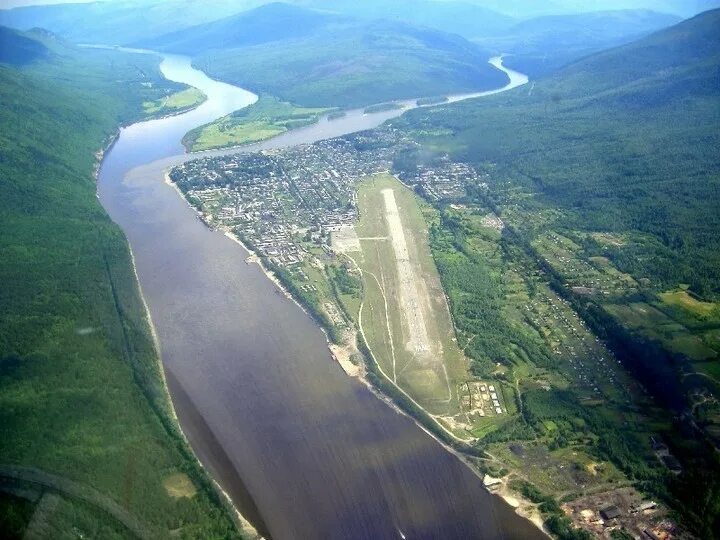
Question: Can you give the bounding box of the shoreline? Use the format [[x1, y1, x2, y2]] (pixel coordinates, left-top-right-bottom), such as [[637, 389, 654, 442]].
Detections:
[[163, 169, 549, 538]]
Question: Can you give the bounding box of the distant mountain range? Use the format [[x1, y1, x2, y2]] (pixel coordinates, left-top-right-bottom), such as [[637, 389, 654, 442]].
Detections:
[[296, 0, 516, 39], [3, 0, 719, 47], [0, 0, 269, 44], [559, 7, 720, 98], [138, 2, 345, 53], [550, 0, 720, 17]]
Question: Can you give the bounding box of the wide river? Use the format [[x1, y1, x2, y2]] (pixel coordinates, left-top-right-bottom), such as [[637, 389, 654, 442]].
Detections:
[[98, 52, 542, 539]]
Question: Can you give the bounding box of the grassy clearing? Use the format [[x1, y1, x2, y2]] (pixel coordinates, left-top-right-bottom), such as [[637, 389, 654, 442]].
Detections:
[[659, 290, 718, 319], [142, 87, 206, 118], [163, 473, 197, 499], [183, 95, 331, 151], [606, 302, 719, 361], [668, 335, 716, 361]]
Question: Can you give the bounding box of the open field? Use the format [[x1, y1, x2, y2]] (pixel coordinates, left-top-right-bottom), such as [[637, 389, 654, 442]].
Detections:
[[606, 301, 719, 363], [182, 95, 331, 151], [142, 87, 206, 118], [659, 289, 719, 319], [349, 175, 470, 418]]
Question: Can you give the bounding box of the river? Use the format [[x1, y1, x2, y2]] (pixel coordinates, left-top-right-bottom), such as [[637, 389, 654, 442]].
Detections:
[[98, 52, 541, 539]]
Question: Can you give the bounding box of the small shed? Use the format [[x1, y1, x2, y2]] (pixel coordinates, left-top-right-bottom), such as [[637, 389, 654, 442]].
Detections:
[[600, 506, 621, 520]]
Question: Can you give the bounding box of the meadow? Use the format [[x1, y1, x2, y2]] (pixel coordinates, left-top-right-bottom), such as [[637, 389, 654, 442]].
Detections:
[[182, 95, 331, 151], [143, 87, 206, 118]]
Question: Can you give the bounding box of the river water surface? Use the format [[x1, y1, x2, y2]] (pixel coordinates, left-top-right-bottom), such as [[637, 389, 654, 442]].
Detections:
[[98, 53, 542, 539]]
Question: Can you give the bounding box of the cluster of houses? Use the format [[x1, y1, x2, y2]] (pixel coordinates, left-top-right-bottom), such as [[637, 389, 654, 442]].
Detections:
[[170, 130, 490, 268], [458, 381, 505, 418], [398, 156, 487, 201]]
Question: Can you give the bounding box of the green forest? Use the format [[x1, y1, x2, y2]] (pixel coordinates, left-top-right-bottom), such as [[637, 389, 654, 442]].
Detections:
[[138, 3, 508, 108], [0, 29, 241, 539]]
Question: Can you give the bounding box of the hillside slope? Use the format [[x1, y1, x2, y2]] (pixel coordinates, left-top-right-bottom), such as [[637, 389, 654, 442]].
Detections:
[[0, 0, 268, 45], [559, 7, 720, 92], [397, 9, 720, 295], [145, 3, 508, 108], [0, 0, 514, 45], [0, 27, 242, 538], [300, 0, 515, 39], [0, 26, 48, 65], [138, 2, 344, 53], [554, 0, 720, 17], [478, 9, 682, 77]]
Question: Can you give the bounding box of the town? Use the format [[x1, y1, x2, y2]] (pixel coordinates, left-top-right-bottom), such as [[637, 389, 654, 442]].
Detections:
[[169, 129, 482, 268]]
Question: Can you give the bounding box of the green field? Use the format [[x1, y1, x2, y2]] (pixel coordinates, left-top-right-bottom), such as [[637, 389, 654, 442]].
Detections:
[[142, 87, 206, 118], [659, 289, 719, 319], [182, 95, 331, 151]]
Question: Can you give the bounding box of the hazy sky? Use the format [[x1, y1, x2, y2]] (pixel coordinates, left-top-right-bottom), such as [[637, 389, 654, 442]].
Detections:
[[0, 0, 98, 7]]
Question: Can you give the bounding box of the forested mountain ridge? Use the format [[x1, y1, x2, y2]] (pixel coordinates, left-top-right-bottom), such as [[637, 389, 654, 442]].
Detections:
[[144, 2, 508, 108], [0, 26, 49, 66], [298, 0, 515, 39], [137, 2, 342, 54], [480, 9, 682, 77], [0, 27, 241, 538], [0, 0, 514, 44], [558, 8, 720, 93], [554, 0, 720, 17], [0, 0, 272, 45]]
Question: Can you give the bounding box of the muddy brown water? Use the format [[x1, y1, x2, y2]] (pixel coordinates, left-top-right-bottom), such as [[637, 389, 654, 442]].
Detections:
[[98, 52, 543, 539]]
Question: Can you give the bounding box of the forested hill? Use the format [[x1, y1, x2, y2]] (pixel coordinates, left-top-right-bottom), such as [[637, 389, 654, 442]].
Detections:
[[0, 0, 270, 45], [481, 9, 682, 78], [298, 0, 515, 40], [394, 9, 720, 299], [558, 8, 720, 94], [138, 2, 343, 54], [139, 2, 508, 108], [0, 27, 241, 538], [0, 26, 48, 65]]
